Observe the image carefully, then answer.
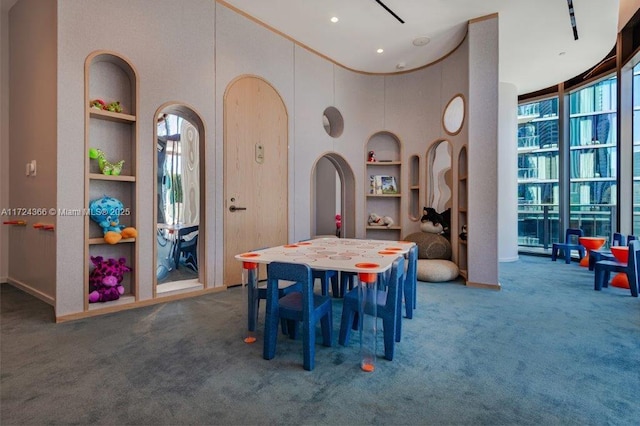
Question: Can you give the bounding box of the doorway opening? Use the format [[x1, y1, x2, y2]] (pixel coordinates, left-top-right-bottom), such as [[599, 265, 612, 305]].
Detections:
[[311, 153, 356, 239]]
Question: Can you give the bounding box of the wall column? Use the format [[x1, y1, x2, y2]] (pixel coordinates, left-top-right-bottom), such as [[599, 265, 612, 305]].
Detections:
[[498, 82, 519, 262], [467, 14, 501, 289]]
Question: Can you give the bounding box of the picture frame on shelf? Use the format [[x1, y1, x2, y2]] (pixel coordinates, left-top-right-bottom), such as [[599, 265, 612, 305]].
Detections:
[[380, 175, 398, 194], [370, 175, 398, 194]]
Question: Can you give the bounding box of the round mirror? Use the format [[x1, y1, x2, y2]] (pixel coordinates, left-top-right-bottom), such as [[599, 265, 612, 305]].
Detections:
[[322, 106, 344, 138], [443, 95, 465, 135]]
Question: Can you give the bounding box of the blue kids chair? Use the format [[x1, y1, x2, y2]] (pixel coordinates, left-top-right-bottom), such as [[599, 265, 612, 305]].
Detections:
[[339, 256, 405, 361], [551, 228, 585, 264], [263, 262, 333, 371], [594, 239, 639, 297]]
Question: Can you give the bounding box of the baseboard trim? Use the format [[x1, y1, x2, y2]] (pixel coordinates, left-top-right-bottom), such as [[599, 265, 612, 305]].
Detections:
[[466, 281, 502, 291], [6, 278, 56, 305], [55, 285, 227, 323]]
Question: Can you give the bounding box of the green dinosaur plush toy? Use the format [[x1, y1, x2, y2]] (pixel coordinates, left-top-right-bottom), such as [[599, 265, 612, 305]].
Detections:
[[89, 148, 125, 176], [105, 101, 123, 113]]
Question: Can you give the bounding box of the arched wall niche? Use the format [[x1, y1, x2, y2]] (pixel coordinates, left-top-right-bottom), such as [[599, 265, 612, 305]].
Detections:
[[311, 152, 356, 239], [408, 154, 421, 221]]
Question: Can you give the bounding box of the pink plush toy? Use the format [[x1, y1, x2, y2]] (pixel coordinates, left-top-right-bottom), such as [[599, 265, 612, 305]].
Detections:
[[88, 256, 131, 303]]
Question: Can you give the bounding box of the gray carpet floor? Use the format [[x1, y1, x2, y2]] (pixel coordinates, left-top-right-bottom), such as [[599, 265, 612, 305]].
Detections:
[[1, 255, 639, 425]]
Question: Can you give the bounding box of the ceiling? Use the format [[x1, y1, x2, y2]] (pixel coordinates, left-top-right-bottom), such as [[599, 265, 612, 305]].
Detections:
[[2, 0, 625, 95], [221, 0, 621, 95]]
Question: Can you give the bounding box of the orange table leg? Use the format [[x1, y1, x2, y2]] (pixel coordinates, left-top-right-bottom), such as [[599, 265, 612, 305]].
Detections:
[[358, 271, 378, 373], [241, 260, 259, 344]]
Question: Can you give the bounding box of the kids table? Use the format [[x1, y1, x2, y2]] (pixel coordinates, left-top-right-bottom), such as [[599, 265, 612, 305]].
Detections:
[[235, 237, 415, 372]]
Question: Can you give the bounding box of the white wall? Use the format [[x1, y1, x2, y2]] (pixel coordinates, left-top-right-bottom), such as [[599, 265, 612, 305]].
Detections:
[[0, 1, 10, 283], [499, 82, 519, 262], [7, 0, 57, 302]]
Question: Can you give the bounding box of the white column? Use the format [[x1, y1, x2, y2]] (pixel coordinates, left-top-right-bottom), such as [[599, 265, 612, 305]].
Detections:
[[498, 82, 519, 262]]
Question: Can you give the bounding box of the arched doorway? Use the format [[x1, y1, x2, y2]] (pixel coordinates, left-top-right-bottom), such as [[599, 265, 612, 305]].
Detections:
[[311, 153, 356, 239]]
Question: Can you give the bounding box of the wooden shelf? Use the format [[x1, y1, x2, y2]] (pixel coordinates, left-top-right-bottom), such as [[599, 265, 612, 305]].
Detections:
[[367, 161, 401, 165], [366, 225, 402, 230], [88, 108, 136, 123], [89, 173, 136, 182], [88, 237, 136, 245], [367, 193, 401, 198], [87, 294, 136, 311]]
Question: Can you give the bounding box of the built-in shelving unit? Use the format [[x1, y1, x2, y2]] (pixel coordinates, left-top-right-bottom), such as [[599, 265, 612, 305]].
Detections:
[[365, 131, 403, 240], [84, 51, 139, 312], [457, 146, 468, 281], [409, 155, 421, 221]]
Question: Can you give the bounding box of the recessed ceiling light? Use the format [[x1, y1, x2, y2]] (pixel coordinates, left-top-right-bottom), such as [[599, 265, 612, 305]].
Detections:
[[330, 16, 339, 23], [412, 36, 430, 47], [377, 48, 384, 54]]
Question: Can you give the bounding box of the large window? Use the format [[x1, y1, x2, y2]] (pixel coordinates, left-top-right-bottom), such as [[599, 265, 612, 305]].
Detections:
[[517, 98, 559, 247], [517, 77, 619, 251], [568, 77, 617, 239], [634, 62, 640, 236]]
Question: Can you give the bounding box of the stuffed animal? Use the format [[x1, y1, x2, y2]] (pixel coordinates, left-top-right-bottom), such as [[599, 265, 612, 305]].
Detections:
[[90, 99, 106, 110], [89, 195, 137, 244], [89, 148, 125, 176], [89, 99, 123, 113], [88, 256, 131, 303], [368, 213, 394, 227], [105, 101, 123, 113], [335, 214, 342, 237], [420, 207, 444, 233], [420, 207, 451, 236], [459, 224, 468, 241]]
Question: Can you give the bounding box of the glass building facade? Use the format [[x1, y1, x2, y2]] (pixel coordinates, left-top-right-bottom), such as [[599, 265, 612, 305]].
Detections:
[[517, 76, 622, 250], [634, 62, 640, 236], [568, 77, 617, 239], [517, 98, 559, 247]]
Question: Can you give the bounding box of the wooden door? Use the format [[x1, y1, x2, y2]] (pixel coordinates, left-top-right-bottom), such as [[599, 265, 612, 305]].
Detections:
[[223, 76, 288, 285]]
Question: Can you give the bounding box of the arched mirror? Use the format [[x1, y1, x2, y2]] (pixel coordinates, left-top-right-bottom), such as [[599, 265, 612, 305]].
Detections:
[[428, 140, 453, 215], [154, 104, 205, 295]]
